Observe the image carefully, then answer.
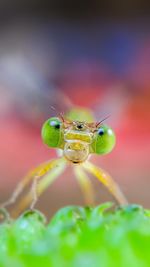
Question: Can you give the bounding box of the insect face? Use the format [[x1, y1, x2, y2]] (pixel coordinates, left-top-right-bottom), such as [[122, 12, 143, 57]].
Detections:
[[63, 122, 93, 163], [41, 117, 116, 163]]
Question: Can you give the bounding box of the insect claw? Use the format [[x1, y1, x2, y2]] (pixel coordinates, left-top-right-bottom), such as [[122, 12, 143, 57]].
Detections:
[[0, 208, 11, 223]]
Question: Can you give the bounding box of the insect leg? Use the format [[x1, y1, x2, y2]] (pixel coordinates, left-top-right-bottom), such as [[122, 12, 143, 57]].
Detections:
[[0, 208, 11, 223], [74, 165, 95, 206], [82, 161, 128, 205], [29, 175, 40, 210], [1, 158, 63, 208], [12, 157, 67, 216]]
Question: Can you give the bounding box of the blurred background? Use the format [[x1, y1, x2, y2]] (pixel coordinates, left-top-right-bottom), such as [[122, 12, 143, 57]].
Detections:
[[0, 1, 150, 217]]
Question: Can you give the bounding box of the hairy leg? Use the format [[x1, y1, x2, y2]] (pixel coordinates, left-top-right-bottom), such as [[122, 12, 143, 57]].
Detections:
[[82, 161, 128, 205], [74, 165, 95, 206], [12, 157, 67, 216], [1, 158, 64, 208]]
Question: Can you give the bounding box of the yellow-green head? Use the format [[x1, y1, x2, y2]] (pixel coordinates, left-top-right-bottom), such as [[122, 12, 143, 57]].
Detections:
[[41, 108, 115, 163]]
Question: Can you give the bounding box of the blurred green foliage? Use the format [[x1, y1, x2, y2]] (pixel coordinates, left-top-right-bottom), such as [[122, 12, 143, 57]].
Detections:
[[0, 203, 150, 267]]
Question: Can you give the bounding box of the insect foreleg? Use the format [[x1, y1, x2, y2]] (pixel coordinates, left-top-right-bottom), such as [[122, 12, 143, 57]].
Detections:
[[12, 157, 67, 216], [1, 158, 64, 208], [82, 161, 128, 205]]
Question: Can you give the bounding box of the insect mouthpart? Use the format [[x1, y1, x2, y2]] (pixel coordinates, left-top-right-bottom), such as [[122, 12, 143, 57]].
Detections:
[[63, 140, 90, 164], [63, 129, 93, 164]]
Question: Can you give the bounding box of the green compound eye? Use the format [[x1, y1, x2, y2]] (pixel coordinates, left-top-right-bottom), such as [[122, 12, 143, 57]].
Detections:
[[92, 124, 116, 155], [41, 117, 63, 148]]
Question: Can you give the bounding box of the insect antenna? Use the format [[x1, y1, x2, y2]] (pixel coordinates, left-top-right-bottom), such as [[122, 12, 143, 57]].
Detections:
[[96, 115, 111, 127], [50, 105, 65, 123]]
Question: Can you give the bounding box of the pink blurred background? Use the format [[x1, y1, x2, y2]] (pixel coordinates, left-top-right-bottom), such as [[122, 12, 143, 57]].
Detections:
[[0, 1, 150, 216]]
